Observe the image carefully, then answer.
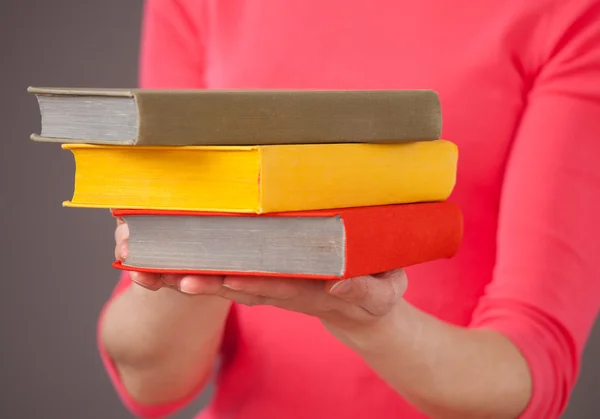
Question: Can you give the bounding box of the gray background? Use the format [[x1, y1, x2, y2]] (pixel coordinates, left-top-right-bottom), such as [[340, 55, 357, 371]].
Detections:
[[0, 1, 598, 418]]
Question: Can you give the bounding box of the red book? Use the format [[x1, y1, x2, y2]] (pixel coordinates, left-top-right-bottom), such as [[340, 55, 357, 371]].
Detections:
[[112, 202, 462, 280]]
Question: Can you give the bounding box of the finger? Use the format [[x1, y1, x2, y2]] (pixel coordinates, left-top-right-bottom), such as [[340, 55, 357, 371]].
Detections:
[[328, 269, 407, 317], [220, 276, 340, 316], [379, 269, 409, 297], [160, 274, 181, 287], [114, 222, 129, 244], [175, 275, 225, 295], [222, 275, 302, 299], [114, 224, 129, 261], [115, 216, 125, 226], [130, 271, 163, 291], [218, 287, 269, 307], [114, 239, 128, 261]]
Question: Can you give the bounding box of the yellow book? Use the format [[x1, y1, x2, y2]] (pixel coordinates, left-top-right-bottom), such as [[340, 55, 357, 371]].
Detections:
[[62, 140, 458, 214]]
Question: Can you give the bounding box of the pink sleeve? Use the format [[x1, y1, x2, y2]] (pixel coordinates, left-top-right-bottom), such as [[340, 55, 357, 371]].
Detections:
[[470, 2, 600, 418], [97, 1, 207, 417]]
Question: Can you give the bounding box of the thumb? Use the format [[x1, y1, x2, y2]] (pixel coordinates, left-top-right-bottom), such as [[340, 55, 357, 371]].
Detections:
[[328, 269, 408, 317]]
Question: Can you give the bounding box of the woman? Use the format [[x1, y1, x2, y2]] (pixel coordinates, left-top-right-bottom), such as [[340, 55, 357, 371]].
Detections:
[[100, 1, 600, 418]]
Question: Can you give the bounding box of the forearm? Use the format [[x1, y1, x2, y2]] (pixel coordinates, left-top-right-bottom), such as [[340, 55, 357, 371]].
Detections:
[[101, 284, 231, 405], [337, 301, 532, 419]]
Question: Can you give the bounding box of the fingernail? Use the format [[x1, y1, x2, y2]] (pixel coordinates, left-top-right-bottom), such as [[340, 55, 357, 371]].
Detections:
[[119, 243, 128, 260], [222, 280, 242, 291], [178, 277, 200, 294], [161, 274, 178, 286], [130, 274, 160, 291], [329, 280, 352, 295]]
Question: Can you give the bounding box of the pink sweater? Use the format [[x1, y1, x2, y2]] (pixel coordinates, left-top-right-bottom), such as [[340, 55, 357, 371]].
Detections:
[[98, 1, 600, 418]]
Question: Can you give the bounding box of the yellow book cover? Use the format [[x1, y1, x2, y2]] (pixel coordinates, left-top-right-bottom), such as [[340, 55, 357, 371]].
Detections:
[[62, 140, 458, 214]]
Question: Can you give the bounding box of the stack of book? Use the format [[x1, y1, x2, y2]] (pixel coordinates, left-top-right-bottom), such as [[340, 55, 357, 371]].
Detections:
[[28, 87, 462, 280]]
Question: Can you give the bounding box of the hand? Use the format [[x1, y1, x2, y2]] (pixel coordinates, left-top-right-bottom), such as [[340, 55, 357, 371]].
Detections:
[[114, 217, 225, 293], [223, 269, 406, 327], [115, 217, 408, 346]]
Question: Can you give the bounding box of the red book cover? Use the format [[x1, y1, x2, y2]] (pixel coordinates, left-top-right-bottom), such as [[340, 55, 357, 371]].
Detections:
[[112, 202, 463, 279]]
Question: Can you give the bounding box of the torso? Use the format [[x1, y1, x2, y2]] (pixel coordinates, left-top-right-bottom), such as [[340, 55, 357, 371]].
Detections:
[[189, 1, 549, 417]]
